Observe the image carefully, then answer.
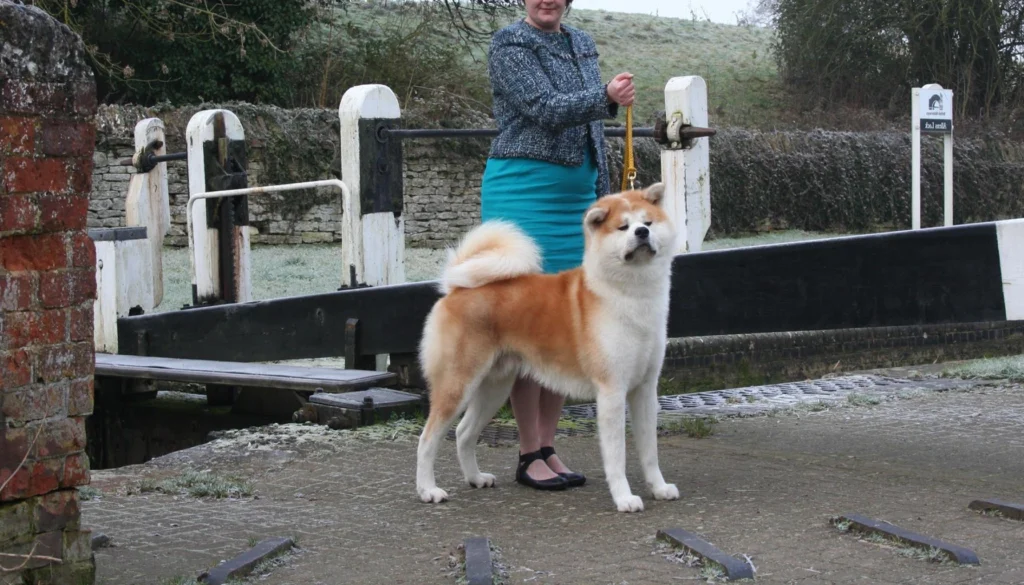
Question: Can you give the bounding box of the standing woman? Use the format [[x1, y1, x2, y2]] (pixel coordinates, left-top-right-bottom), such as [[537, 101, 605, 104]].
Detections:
[[482, 0, 636, 490]]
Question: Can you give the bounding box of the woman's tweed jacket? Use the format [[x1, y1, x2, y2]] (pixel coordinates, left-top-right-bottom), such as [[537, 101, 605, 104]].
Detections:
[[487, 19, 619, 196]]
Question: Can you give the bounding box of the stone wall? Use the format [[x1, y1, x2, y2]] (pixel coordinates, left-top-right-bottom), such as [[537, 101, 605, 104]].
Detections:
[[402, 140, 488, 248], [0, 3, 98, 584]]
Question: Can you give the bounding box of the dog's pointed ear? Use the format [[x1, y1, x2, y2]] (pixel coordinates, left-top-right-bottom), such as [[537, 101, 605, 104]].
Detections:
[[584, 206, 608, 230], [642, 182, 665, 205]]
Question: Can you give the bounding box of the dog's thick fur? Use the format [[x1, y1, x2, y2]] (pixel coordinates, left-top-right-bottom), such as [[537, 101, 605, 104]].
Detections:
[[415, 182, 679, 512]]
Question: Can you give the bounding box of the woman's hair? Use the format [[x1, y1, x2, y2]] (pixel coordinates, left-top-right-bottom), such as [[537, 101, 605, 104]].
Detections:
[[522, 0, 573, 9]]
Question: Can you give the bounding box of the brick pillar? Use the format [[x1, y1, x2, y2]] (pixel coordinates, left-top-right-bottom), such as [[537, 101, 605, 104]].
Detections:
[[1, 2, 98, 584]]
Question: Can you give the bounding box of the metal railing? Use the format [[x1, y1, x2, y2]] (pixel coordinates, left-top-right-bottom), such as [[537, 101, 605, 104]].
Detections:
[[186, 179, 351, 238]]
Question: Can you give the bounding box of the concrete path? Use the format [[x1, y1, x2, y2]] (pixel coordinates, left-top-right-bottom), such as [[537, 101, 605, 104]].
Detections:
[[83, 375, 1024, 585]]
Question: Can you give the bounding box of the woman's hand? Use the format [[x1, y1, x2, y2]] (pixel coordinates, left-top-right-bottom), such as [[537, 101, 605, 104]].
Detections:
[[606, 72, 636, 106]]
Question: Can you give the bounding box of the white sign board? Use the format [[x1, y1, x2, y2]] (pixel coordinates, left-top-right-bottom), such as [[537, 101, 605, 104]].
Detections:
[[910, 84, 954, 230], [918, 88, 953, 134]]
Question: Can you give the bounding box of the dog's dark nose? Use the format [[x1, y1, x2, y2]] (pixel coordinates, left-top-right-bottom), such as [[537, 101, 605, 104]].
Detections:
[[635, 226, 649, 239]]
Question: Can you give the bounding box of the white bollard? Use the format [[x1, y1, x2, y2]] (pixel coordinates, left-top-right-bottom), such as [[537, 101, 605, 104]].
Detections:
[[92, 227, 154, 353], [660, 76, 711, 254], [124, 117, 170, 308], [339, 85, 405, 287], [185, 109, 252, 305]]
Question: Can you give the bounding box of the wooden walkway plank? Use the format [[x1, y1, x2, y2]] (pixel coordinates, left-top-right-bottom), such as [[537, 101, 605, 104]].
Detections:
[[95, 353, 395, 392]]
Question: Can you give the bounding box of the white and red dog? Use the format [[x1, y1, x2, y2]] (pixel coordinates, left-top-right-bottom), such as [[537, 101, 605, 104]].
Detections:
[[415, 182, 679, 512]]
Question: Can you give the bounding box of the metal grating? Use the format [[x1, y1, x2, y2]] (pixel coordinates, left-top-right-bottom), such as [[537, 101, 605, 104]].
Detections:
[[562, 374, 969, 419]]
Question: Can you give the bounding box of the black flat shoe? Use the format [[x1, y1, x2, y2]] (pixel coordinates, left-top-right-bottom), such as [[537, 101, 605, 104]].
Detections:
[[540, 446, 586, 487], [516, 450, 569, 491]]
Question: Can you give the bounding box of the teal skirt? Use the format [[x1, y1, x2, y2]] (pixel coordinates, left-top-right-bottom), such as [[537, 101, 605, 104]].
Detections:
[[480, 149, 598, 274]]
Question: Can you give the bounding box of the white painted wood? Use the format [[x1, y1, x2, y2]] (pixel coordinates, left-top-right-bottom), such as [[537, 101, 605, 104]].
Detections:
[[339, 85, 405, 286], [92, 236, 153, 353], [660, 76, 711, 254], [943, 132, 954, 227], [237, 227, 252, 303], [996, 219, 1024, 321], [125, 117, 169, 308], [93, 240, 118, 353], [185, 109, 249, 303], [659, 150, 688, 253], [338, 172, 361, 286], [116, 238, 154, 316], [362, 212, 406, 285], [922, 84, 954, 227], [911, 88, 922, 230]]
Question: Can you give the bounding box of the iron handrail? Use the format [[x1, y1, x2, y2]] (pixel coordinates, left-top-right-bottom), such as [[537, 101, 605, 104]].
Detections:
[[186, 179, 351, 244]]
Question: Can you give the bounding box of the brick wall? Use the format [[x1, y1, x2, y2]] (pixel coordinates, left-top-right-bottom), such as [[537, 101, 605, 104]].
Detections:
[[0, 3, 97, 584]]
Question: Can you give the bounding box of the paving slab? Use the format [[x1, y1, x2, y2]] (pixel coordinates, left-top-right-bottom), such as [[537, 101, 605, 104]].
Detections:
[[82, 377, 1024, 585]]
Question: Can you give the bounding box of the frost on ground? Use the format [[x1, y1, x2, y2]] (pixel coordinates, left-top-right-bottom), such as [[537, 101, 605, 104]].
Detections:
[[204, 418, 426, 455], [943, 354, 1024, 381], [156, 245, 451, 314]]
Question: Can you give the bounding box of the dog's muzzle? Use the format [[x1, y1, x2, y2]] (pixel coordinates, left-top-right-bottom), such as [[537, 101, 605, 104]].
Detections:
[[624, 241, 656, 261]]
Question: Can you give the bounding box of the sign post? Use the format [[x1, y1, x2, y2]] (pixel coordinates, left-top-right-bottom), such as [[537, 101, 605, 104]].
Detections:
[[911, 83, 954, 229]]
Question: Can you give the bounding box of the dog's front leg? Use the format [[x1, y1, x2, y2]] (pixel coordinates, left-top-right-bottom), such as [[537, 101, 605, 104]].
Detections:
[[597, 386, 643, 512], [628, 377, 679, 502]]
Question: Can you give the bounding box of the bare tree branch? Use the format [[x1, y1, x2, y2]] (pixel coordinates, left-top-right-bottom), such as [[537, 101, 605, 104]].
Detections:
[[0, 544, 63, 573], [0, 422, 59, 574]]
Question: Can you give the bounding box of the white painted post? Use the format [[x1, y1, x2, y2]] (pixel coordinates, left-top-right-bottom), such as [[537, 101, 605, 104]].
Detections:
[[124, 117, 170, 308], [943, 113, 954, 227], [339, 85, 405, 287], [92, 228, 154, 353], [185, 109, 252, 305], [911, 88, 922, 230], [912, 83, 954, 230], [93, 239, 117, 353], [660, 76, 711, 254]]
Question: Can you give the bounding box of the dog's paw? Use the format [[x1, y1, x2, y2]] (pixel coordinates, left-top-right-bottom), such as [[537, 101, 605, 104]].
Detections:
[[418, 487, 449, 503], [615, 495, 645, 513], [466, 473, 496, 488], [652, 483, 680, 501]]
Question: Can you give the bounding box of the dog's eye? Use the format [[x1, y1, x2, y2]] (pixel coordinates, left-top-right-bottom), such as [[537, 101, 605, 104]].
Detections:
[[643, 221, 653, 227], [617, 225, 629, 231]]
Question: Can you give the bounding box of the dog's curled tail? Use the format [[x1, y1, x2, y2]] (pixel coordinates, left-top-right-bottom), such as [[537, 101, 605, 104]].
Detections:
[[440, 220, 542, 294]]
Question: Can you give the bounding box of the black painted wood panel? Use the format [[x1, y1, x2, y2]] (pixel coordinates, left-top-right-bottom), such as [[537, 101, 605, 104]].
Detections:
[[668, 222, 1006, 336], [118, 281, 442, 361]]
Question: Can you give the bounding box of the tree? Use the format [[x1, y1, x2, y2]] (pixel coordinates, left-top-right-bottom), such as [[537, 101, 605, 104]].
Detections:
[[27, 0, 518, 107], [765, 0, 1024, 118], [29, 0, 333, 104]]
